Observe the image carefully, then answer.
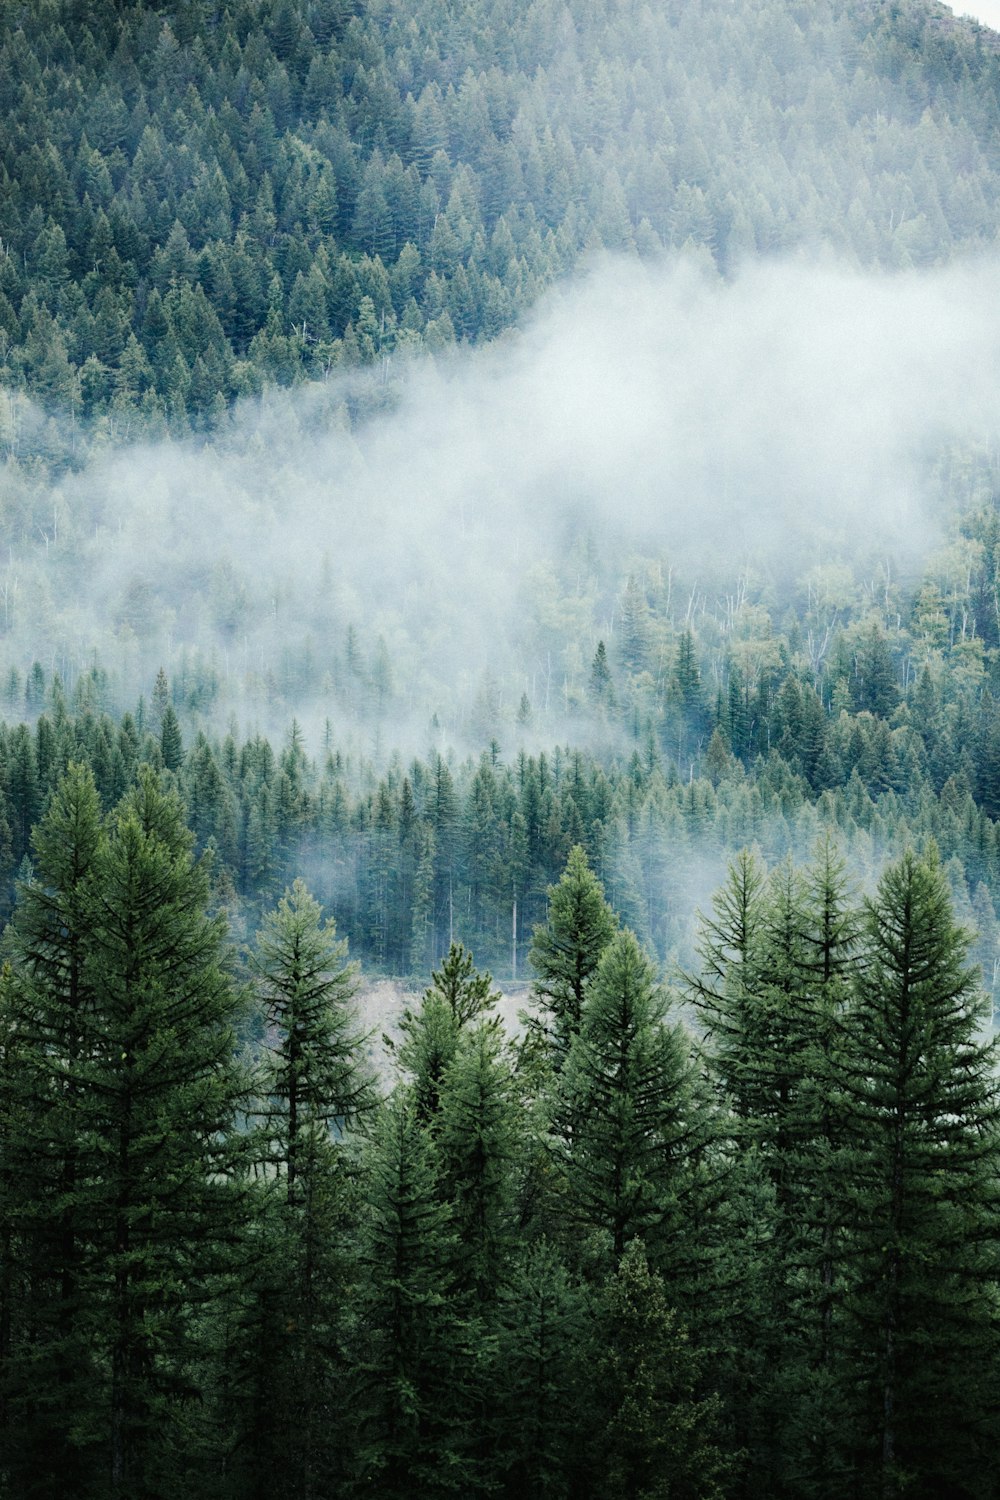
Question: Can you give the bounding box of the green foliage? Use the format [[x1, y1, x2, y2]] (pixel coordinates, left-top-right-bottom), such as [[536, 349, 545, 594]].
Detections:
[[352, 1093, 474, 1499], [492, 1241, 591, 1500], [528, 844, 618, 1065], [590, 1241, 726, 1500], [436, 1017, 524, 1299], [5, 6, 1000, 1494], [1, 764, 244, 1496], [251, 877, 376, 1190], [558, 929, 701, 1262], [836, 848, 1000, 1496], [5, 0, 1000, 429]]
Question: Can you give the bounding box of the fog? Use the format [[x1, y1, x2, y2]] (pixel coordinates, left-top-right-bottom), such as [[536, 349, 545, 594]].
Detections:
[[953, 2, 1000, 30], [5, 251, 1000, 748]]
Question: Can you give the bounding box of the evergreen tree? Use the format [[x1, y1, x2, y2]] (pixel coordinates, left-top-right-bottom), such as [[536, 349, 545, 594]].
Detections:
[[396, 941, 498, 1123], [527, 844, 618, 1068], [251, 878, 376, 1193], [558, 929, 700, 1265], [436, 1017, 523, 1300], [352, 1094, 474, 1499], [687, 847, 768, 1123], [493, 1241, 590, 1500], [425, 940, 500, 1029], [589, 1241, 726, 1500], [836, 849, 1000, 1498], [2, 766, 243, 1497], [230, 879, 377, 1500], [0, 765, 106, 1496], [589, 641, 615, 709], [160, 701, 184, 771]]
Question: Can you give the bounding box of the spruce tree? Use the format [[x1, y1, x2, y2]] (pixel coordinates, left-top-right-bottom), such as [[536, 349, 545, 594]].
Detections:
[[396, 941, 499, 1123], [251, 878, 376, 1194], [436, 1018, 523, 1301], [589, 1241, 726, 1500], [836, 848, 1000, 1498], [1, 766, 243, 1498], [84, 769, 243, 1497], [493, 1241, 591, 1500], [0, 764, 107, 1496], [687, 846, 768, 1122], [231, 879, 377, 1500], [352, 1094, 474, 1499], [558, 929, 702, 1267], [528, 844, 617, 1069]]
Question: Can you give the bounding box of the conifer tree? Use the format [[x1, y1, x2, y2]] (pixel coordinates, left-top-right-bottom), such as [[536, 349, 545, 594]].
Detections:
[[528, 844, 617, 1068], [0, 764, 106, 1496], [2, 766, 243, 1497], [558, 929, 701, 1266], [251, 878, 376, 1193], [835, 848, 1000, 1498], [589, 1241, 726, 1500], [687, 847, 768, 1122], [436, 1017, 524, 1300], [84, 769, 243, 1496], [493, 1241, 591, 1500], [230, 879, 377, 1500], [688, 843, 857, 1499], [396, 941, 499, 1122], [352, 1094, 474, 1498]]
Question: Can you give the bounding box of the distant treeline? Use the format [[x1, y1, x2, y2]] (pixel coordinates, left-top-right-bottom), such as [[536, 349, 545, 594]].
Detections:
[[0, 650, 997, 1013]]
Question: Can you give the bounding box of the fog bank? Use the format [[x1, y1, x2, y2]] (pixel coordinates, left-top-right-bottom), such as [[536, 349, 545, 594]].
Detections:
[[4, 252, 1000, 739]]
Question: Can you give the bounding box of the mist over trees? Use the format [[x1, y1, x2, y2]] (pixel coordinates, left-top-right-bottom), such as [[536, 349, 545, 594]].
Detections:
[[3, 0, 1000, 431], [5, 0, 1000, 1495]]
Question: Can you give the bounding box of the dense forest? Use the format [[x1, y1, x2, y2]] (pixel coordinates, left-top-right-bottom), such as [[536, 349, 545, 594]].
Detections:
[[4, 785, 1000, 1499], [6, 0, 1000, 1495], [4, 0, 1000, 427]]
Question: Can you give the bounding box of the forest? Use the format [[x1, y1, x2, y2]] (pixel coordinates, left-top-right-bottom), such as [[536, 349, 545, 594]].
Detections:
[[6, 0, 1000, 1495]]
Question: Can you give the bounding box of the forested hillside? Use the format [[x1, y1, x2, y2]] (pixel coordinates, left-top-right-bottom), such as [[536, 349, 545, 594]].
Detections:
[[3, 0, 1000, 427], [6, 0, 1000, 1495]]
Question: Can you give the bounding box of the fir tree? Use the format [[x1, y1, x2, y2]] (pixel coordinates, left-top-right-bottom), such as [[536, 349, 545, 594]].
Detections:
[[251, 878, 376, 1194], [2, 766, 243, 1497], [836, 848, 1000, 1498], [493, 1241, 590, 1500], [527, 844, 618, 1068], [230, 879, 378, 1499], [0, 765, 106, 1496], [590, 1241, 726, 1500], [352, 1095, 474, 1498], [396, 942, 499, 1123], [558, 930, 700, 1264], [436, 1017, 524, 1300]]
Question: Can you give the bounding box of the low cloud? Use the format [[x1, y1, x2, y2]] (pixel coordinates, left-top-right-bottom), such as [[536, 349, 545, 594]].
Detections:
[[4, 251, 1000, 739]]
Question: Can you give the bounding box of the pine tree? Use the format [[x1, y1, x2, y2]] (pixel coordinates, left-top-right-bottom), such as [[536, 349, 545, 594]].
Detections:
[[690, 841, 862, 1499], [396, 942, 499, 1123], [589, 1241, 726, 1500], [588, 641, 614, 708], [835, 849, 1000, 1498], [352, 1095, 474, 1498], [0, 765, 106, 1496], [231, 880, 377, 1500], [493, 1241, 591, 1500], [87, 770, 243, 1496], [436, 1017, 523, 1300], [160, 701, 184, 770], [527, 845, 618, 1068], [558, 930, 700, 1265], [1, 766, 243, 1497], [687, 846, 768, 1123], [251, 878, 376, 1194]]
